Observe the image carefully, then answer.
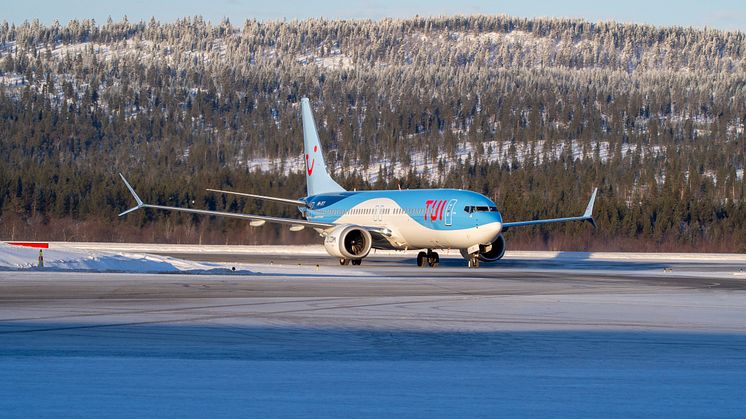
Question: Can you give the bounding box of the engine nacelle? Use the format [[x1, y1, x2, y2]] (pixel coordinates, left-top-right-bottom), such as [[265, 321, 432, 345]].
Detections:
[[324, 225, 373, 260], [460, 234, 507, 262], [478, 234, 507, 262]]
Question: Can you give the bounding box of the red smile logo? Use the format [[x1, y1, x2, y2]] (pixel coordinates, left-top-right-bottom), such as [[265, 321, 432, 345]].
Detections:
[[425, 199, 447, 221], [306, 145, 317, 176]]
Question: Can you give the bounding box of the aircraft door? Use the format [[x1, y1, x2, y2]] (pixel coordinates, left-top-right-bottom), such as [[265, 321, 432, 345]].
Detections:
[[375, 204, 384, 223], [444, 199, 458, 226]]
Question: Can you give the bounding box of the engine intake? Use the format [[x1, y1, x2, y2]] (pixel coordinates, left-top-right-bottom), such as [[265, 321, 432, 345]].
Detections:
[[478, 234, 506, 262], [461, 234, 507, 263], [324, 225, 373, 260]]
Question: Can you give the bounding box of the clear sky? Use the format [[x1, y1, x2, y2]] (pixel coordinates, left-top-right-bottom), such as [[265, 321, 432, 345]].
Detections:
[[5, 0, 746, 32]]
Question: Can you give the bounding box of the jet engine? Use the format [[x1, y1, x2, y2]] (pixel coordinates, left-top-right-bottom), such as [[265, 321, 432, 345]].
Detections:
[[478, 234, 507, 262], [324, 225, 373, 260], [460, 234, 507, 263]]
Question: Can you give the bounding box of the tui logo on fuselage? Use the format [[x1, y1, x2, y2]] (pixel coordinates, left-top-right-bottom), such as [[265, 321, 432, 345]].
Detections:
[[425, 200, 447, 221]]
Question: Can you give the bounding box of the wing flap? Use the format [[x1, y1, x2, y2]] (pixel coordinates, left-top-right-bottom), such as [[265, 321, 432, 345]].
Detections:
[[206, 188, 307, 207]]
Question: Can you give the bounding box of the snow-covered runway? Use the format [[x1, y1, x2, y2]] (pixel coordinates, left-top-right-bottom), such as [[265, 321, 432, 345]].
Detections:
[[2, 243, 746, 417]]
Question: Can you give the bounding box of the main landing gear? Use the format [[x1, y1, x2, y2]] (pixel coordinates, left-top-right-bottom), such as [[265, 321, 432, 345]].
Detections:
[[417, 249, 440, 267], [339, 258, 362, 266]]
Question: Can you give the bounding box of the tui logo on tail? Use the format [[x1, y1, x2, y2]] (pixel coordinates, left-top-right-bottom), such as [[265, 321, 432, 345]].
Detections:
[[306, 145, 317, 176], [301, 97, 346, 195]]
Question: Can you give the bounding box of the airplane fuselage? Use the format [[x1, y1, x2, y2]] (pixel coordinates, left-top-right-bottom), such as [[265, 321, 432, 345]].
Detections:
[[302, 189, 503, 250]]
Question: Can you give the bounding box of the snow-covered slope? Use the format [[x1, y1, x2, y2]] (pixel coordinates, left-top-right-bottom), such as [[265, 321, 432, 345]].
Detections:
[[0, 243, 250, 274]]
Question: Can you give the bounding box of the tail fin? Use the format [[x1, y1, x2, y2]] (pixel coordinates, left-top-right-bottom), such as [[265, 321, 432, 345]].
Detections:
[[301, 97, 345, 196]]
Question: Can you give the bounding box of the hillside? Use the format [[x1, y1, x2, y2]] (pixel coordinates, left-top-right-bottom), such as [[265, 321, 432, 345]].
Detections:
[[0, 16, 745, 251]]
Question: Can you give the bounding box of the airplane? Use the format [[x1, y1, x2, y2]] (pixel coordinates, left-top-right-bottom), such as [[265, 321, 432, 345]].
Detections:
[[119, 97, 597, 268]]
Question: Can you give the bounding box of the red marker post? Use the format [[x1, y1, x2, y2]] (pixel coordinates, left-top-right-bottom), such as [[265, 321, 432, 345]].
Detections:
[[7, 242, 49, 249]]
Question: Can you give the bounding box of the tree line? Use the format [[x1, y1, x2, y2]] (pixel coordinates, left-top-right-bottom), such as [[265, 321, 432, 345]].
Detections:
[[0, 16, 744, 251]]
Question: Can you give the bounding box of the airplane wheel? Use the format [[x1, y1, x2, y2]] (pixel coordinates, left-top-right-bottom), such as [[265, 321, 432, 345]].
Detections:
[[416, 251, 427, 267], [351, 259, 362, 266], [467, 257, 480, 268], [428, 252, 440, 267], [340, 258, 350, 266]]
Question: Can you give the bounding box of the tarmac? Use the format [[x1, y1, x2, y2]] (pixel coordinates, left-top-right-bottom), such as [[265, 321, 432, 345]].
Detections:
[[2, 248, 746, 417]]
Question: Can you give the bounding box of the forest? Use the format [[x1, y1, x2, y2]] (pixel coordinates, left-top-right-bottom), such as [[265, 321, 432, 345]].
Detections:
[[0, 15, 745, 251]]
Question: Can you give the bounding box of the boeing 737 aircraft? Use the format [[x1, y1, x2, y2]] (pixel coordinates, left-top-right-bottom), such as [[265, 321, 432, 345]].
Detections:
[[120, 97, 597, 268]]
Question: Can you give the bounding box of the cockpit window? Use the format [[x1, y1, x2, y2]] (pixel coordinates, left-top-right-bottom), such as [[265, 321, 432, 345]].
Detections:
[[464, 206, 498, 213]]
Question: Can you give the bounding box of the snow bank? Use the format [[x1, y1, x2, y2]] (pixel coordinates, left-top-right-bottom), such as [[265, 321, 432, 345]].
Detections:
[[52, 242, 330, 255], [0, 243, 251, 274], [49, 242, 746, 263]]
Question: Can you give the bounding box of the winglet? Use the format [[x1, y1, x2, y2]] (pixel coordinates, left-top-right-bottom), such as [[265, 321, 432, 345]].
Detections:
[[583, 188, 598, 228], [118, 173, 144, 216]]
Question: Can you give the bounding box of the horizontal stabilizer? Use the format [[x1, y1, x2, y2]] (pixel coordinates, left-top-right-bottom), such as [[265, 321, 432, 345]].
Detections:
[[117, 174, 332, 229]]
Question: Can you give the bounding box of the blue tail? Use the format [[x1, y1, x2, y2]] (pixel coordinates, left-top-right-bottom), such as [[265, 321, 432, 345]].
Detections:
[[301, 98, 345, 196]]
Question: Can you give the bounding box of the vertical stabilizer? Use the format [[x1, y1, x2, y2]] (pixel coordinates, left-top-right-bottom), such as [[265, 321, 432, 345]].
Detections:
[[301, 97, 346, 196]]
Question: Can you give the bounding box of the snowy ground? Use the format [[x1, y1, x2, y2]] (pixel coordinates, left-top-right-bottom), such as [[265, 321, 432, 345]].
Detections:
[[41, 241, 746, 261], [2, 243, 746, 417], [2, 271, 746, 418], [3, 241, 746, 280], [0, 242, 251, 274], [2, 328, 745, 418], [3, 241, 742, 280]]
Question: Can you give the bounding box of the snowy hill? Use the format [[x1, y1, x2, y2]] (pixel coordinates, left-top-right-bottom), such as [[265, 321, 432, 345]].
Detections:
[[0, 16, 745, 250]]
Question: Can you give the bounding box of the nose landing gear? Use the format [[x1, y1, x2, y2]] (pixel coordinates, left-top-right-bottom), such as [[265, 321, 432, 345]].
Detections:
[[467, 255, 480, 268], [417, 249, 440, 267], [459, 248, 482, 268]]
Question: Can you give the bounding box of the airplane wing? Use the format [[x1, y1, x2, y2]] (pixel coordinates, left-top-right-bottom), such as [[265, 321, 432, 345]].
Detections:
[[118, 174, 334, 229], [206, 188, 308, 207], [502, 188, 598, 230]]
